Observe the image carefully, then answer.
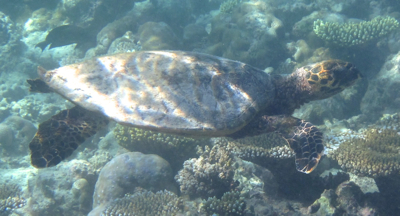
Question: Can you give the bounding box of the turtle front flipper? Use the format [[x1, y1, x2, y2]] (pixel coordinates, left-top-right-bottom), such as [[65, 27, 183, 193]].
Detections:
[[282, 118, 324, 173], [29, 106, 109, 168], [229, 115, 324, 173]]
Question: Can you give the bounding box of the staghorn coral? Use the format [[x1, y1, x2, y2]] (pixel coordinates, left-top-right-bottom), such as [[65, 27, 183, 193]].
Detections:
[[328, 114, 400, 177], [0, 182, 26, 215], [113, 124, 209, 171], [175, 141, 237, 198], [201, 191, 246, 216], [313, 16, 399, 46], [100, 190, 183, 216]]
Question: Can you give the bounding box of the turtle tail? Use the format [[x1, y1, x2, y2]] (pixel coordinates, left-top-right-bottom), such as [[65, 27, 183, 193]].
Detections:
[[29, 106, 109, 168], [283, 119, 324, 174]]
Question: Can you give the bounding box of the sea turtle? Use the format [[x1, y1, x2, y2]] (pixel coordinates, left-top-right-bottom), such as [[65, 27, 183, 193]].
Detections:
[[27, 50, 361, 173]]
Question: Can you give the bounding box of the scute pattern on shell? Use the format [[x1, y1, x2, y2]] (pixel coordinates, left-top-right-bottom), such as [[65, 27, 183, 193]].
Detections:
[[39, 51, 275, 137]]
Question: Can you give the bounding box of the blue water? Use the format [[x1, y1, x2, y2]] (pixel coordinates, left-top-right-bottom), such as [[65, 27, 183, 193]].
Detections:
[[0, 0, 399, 215]]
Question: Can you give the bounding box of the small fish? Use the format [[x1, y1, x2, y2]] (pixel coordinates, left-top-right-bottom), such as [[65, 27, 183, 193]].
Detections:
[[35, 25, 96, 51]]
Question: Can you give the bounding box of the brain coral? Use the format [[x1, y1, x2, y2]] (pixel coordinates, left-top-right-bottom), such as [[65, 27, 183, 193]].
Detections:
[[328, 120, 400, 177], [313, 16, 399, 46], [92, 152, 175, 209], [100, 190, 183, 216]]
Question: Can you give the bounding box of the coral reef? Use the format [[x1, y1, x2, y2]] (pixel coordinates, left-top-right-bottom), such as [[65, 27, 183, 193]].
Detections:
[[71, 178, 91, 213], [137, 21, 180, 51], [328, 115, 400, 177], [0, 182, 26, 215], [2, 0, 400, 215], [0, 12, 14, 46], [175, 141, 237, 198], [206, 0, 284, 68], [220, 0, 240, 13], [0, 116, 36, 160], [307, 181, 378, 216], [0, 159, 99, 216], [92, 152, 175, 209], [85, 0, 154, 57], [113, 124, 209, 171], [201, 191, 246, 216], [107, 31, 138, 54], [9, 93, 72, 124], [98, 190, 183, 216], [286, 39, 311, 62], [313, 16, 399, 46], [229, 133, 295, 162]]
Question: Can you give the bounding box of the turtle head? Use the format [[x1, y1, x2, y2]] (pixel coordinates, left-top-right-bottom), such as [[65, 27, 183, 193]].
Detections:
[[296, 59, 362, 100]]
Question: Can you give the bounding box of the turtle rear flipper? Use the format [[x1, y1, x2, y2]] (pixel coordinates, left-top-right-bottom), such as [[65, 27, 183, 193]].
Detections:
[[29, 106, 109, 168]]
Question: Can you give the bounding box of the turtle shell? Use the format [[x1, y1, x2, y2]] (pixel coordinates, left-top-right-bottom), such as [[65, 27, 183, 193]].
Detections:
[[38, 51, 275, 136]]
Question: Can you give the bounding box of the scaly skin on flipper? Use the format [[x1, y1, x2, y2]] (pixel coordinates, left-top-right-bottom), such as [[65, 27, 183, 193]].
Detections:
[[29, 106, 108, 168], [284, 119, 323, 173]]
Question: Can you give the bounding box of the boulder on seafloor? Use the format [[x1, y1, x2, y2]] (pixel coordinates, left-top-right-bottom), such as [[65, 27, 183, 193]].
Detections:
[[138, 21, 181, 51], [91, 152, 176, 211], [308, 181, 377, 215], [361, 51, 400, 122]]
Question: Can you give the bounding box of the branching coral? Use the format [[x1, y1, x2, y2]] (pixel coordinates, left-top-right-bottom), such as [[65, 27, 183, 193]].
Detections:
[[175, 141, 237, 198], [0, 182, 26, 215], [328, 114, 400, 177], [201, 191, 246, 216], [313, 16, 399, 46], [113, 124, 210, 170], [101, 190, 183, 216]]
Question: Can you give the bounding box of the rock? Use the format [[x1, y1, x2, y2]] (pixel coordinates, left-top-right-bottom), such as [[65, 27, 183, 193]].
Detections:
[[349, 173, 379, 194], [336, 181, 365, 215], [138, 21, 180, 50], [361, 51, 400, 122], [308, 181, 377, 215], [308, 189, 338, 215], [92, 152, 175, 209]]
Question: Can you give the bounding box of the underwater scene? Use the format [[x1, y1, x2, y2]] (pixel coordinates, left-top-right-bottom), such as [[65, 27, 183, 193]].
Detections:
[[1, 0, 400, 215]]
